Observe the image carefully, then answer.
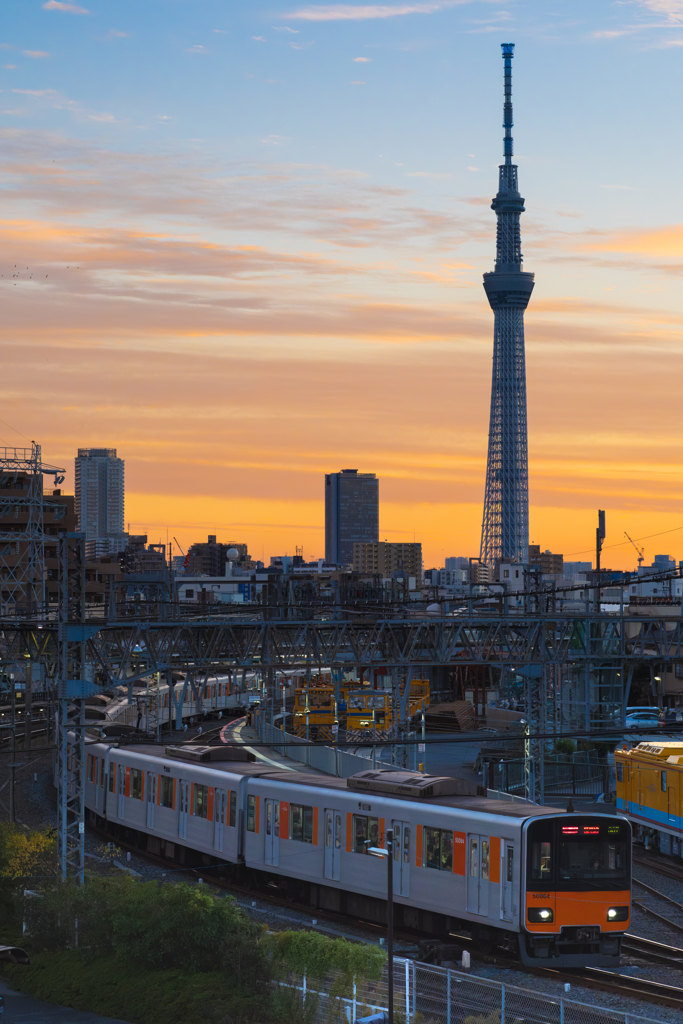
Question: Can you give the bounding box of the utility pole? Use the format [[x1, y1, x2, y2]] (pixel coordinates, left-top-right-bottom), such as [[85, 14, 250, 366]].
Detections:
[[596, 510, 606, 612]]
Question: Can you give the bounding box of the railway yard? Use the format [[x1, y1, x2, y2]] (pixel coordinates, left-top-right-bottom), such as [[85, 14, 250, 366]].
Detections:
[[3, 721, 683, 1024]]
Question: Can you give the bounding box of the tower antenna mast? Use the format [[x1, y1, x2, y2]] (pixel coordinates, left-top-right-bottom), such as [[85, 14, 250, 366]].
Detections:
[[480, 44, 534, 566]]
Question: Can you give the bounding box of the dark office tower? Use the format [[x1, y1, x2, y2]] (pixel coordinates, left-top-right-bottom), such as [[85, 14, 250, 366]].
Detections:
[[325, 469, 379, 566], [479, 43, 534, 567]]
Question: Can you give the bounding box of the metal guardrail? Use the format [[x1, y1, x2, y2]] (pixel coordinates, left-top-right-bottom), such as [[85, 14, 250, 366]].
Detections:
[[261, 720, 399, 778], [293, 956, 667, 1024]]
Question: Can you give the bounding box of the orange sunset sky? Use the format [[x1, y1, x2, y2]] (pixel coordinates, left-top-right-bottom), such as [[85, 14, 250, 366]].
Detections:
[[3, 0, 683, 570]]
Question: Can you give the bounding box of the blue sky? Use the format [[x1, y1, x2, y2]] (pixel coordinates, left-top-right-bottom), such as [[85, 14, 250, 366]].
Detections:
[[2, 0, 683, 567]]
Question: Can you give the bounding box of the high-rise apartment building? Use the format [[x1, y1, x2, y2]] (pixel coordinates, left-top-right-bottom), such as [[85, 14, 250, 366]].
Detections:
[[74, 448, 127, 558], [325, 469, 378, 566], [353, 541, 422, 580]]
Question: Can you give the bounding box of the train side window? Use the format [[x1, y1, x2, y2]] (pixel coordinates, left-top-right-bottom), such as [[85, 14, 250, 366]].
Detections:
[[425, 828, 452, 871], [86, 755, 95, 783], [266, 801, 272, 835], [470, 837, 478, 877], [616, 763, 623, 783], [335, 813, 342, 849], [130, 768, 143, 800], [109, 764, 117, 793], [661, 771, 667, 792], [353, 814, 379, 853], [404, 826, 410, 863], [291, 804, 315, 843], [229, 791, 236, 827], [247, 794, 256, 832], [481, 840, 490, 881], [531, 841, 552, 880], [99, 760, 105, 788], [506, 847, 514, 882], [160, 776, 174, 808]]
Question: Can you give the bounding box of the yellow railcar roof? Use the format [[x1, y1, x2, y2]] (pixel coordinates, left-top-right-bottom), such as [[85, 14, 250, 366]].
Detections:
[[618, 741, 683, 759]]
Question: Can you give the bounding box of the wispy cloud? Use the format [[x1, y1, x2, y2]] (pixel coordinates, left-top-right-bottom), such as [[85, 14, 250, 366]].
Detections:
[[636, 0, 683, 23], [353, 56, 371, 61], [108, 30, 129, 38], [43, 0, 89, 11], [23, 51, 50, 58], [252, 36, 267, 41], [186, 44, 207, 54], [283, 1, 465, 21], [273, 26, 300, 32]]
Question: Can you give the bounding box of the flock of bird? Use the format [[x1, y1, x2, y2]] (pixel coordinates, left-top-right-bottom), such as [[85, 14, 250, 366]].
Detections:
[[2, 265, 80, 285]]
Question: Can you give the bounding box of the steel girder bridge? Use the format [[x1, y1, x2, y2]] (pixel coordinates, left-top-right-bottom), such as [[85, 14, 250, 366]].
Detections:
[[2, 536, 681, 877]]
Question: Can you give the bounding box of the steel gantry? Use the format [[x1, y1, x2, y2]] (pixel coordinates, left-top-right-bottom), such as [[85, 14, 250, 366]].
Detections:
[[2, 608, 680, 840]]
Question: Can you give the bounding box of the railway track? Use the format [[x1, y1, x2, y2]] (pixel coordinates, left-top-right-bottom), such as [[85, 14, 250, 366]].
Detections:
[[633, 851, 683, 884], [632, 875, 683, 934], [622, 933, 683, 968]]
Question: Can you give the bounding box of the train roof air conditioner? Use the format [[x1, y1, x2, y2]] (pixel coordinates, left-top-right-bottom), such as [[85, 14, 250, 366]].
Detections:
[[347, 769, 481, 798]]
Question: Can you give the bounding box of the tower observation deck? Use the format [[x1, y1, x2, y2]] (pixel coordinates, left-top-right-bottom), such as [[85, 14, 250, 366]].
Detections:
[[479, 43, 534, 566]]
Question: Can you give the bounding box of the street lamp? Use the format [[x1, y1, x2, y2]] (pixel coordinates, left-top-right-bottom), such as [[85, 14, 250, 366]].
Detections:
[[367, 828, 394, 1024]]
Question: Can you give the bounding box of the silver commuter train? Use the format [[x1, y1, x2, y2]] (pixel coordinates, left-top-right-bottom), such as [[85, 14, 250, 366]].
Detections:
[[80, 740, 632, 968]]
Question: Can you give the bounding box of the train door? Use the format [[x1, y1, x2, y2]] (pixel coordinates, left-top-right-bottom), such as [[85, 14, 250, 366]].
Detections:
[[466, 834, 489, 915], [668, 785, 677, 825], [323, 809, 342, 881], [214, 789, 227, 852], [178, 779, 189, 840], [392, 820, 411, 898], [117, 767, 125, 820], [265, 799, 279, 867], [637, 770, 642, 810], [501, 841, 514, 922], [146, 772, 156, 829]]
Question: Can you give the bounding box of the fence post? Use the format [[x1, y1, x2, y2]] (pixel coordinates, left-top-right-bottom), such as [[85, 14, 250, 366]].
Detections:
[[446, 969, 451, 1024], [353, 977, 357, 1023], [560, 997, 564, 1024], [501, 982, 504, 1024], [404, 959, 410, 1022], [303, 971, 307, 1003]]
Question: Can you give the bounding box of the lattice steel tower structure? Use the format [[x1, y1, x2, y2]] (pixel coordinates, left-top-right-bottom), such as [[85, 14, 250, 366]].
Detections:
[[480, 43, 534, 566]]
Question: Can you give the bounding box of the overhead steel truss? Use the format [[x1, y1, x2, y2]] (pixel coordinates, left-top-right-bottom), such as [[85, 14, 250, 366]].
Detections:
[[1, 613, 681, 676]]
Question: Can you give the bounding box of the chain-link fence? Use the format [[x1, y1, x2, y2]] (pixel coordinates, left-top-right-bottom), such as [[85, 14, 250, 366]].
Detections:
[[284, 957, 667, 1024]]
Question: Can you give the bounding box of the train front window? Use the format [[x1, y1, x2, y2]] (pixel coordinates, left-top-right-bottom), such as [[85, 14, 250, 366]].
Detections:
[[527, 817, 631, 890], [559, 828, 628, 882], [531, 841, 552, 881]]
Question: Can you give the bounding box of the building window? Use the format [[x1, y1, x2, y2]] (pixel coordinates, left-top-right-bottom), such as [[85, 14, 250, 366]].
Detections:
[[185, 589, 194, 599], [290, 804, 314, 843], [503, 570, 509, 579], [130, 768, 143, 800], [424, 827, 453, 871], [193, 784, 209, 818], [247, 794, 256, 832], [661, 771, 667, 793], [616, 763, 623, 783], [353, 814, 379, 853], [160, 776, 174, 808]]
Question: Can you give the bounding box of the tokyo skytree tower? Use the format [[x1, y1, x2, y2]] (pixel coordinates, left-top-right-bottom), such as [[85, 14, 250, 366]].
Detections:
[[479, 43, 534, 566]]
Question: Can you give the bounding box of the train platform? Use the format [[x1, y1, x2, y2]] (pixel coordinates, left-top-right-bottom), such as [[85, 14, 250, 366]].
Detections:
[[225, 717, 320, 773]]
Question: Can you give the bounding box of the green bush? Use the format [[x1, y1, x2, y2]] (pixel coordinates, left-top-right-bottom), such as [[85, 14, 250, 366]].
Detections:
[[554, 739, 576, 756], [265, 929, 386, 982], [24, 875, 268, 982]]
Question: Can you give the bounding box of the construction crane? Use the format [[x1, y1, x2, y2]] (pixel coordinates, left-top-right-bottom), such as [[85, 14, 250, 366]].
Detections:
[[174, 536, 190, 572], [624, 531, 644, 567]]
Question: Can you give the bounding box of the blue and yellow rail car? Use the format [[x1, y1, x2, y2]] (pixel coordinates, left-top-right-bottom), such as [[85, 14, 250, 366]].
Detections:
[[615, 740, 683, 857]]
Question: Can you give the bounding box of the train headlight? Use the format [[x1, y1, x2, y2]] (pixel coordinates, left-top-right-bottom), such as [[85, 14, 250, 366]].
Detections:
[[607, 906, 629, 921], [527, 908, 553, 923]]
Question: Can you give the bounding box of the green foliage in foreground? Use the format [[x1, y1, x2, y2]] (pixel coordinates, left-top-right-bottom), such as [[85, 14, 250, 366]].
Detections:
[[265, 929, 386, 983], [1, 862, 387, 1024], [4, 950, 269, 1024]]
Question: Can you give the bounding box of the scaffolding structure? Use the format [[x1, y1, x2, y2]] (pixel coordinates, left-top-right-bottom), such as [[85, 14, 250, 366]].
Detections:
[[0, 444, 65, 618]]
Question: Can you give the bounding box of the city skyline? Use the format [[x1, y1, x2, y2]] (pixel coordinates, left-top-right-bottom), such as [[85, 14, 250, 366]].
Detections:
[[2, 1, 683, 569]]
